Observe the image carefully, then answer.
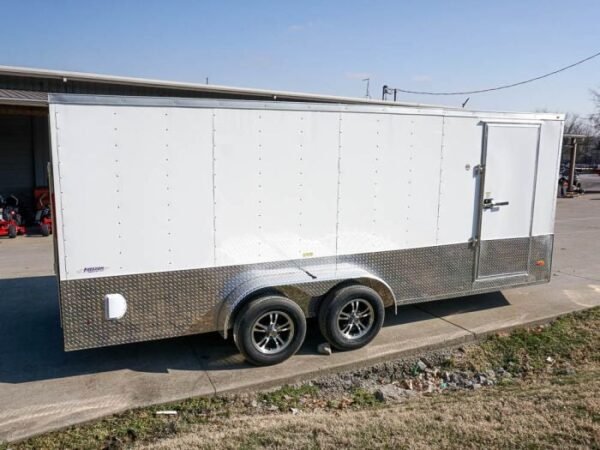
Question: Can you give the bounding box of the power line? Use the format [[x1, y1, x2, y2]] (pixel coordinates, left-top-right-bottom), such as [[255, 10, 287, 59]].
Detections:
[[391, 50, 600, 96]]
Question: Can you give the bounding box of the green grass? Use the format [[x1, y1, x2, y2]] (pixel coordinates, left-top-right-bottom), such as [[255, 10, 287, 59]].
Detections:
[[259, 384, 319, 410], [350, 387, 381, 407], [456, 307, 599, 375]]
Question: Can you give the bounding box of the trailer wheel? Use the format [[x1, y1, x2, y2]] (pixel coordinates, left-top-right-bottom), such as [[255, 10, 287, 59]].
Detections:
[[40, 223, 50, 236], [318, 285, 384, 351], [7, 225, 17, 239], [233, 295, 306, 366]]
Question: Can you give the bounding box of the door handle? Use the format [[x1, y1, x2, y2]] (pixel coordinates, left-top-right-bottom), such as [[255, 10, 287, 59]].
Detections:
[[483, 198, 509, 209]]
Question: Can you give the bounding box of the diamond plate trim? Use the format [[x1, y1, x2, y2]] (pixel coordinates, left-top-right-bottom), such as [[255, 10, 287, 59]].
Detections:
[[478, 237, 530, 278], [60, 235, 553, 351]]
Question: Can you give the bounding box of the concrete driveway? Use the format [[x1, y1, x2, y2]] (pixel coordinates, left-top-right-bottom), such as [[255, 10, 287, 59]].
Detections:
[[1, 184, 600, 442]]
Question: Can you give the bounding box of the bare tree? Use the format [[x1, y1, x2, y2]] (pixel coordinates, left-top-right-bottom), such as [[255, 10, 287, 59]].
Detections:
[[590, 89, 600, 135], [561, 92, 600, 167], [563, 112, 591, 135]]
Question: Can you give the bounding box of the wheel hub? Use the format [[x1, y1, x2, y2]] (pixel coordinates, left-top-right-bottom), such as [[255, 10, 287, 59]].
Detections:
[[251, 311, 295, 355], [336, 299, 375, 339]]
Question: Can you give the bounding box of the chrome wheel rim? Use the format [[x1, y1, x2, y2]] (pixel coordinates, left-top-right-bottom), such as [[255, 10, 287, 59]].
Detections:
[[251, 311, 295, 355], [336, 299, 374, 339]]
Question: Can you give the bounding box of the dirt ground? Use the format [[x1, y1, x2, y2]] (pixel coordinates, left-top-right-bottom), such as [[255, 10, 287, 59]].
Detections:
[[144, 366, 599, 450]]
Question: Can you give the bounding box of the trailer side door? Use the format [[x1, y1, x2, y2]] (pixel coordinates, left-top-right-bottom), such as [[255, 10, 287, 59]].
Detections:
[[474, 122, 541, 281]]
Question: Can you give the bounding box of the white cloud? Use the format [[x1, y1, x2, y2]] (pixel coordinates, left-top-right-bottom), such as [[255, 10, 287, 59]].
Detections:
[[345, 72, 372, 80], [240, 53, 275, 70], [412, 74, 432, 82], [287, 21, 315, 33]]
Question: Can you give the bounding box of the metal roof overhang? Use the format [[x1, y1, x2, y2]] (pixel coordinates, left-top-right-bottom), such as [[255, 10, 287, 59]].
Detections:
[[0, 64, 434, 108], [0, 65, 565, 119], [0, 88, 48, 107]]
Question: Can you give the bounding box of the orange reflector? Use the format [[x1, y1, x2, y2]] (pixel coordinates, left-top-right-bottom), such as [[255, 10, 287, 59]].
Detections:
[[535, 260, 545, 267]]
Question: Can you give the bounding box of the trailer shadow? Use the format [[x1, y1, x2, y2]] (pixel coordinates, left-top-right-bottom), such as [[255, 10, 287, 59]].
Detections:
[[0, 276, 209, 384], [0, 276, 509, 384]]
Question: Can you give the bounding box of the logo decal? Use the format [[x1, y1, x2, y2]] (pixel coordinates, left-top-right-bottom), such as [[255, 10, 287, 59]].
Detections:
[[83, 266, 106, 273]]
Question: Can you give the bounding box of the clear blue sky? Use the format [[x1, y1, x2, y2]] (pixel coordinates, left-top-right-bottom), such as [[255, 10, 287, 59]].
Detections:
[[1, 0, 599, 114]]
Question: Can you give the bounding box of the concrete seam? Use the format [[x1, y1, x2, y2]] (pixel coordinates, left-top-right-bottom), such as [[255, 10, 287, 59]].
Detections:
[[555, 270, 600, 283], [185, 336, 218, 396], [414, 304, 477, 336]]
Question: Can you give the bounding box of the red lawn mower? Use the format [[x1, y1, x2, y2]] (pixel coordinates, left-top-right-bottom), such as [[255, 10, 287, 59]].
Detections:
[[0, 194, 26, 238], [34, 187, 53, 236]]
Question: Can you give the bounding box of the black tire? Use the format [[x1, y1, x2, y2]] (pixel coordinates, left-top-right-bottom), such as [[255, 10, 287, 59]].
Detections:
[[40, 223, 50, 236], [7, 224, 17, 239], [233, 295, 307, 366], [318, 285, 385, 351]]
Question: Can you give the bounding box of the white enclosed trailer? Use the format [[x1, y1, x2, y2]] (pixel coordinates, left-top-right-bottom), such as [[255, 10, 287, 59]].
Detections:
[[49, 94, 564, 365]]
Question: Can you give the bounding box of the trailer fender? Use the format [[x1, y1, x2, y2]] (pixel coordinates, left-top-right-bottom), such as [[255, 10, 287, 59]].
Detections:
[[216, 263, 396, 339]]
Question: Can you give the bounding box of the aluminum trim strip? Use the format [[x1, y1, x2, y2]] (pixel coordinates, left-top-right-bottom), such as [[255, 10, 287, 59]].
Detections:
[[47, 93, 565, 121]]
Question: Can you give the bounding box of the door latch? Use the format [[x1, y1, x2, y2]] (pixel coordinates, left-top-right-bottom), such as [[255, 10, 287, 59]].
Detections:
[[483, 198, 509, 209]]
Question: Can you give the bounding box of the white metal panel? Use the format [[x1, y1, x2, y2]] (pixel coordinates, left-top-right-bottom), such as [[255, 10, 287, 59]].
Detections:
[[113, 107, 173, 275], [532, 121, 563, 236], [157, 108, 215, 270], [480, 124, 540, 240], [258, 110, 339, 260], [337, 113, 443, 254], [53, 105, 122, 279], [337, 113, 382, 254], [213, 109, 261, 265], [53, 104, 214, 280], [213, 109, 339, 265], [401, 115, 444, 247], [436, 118, 484, 245], [296, 112, 340, 258]]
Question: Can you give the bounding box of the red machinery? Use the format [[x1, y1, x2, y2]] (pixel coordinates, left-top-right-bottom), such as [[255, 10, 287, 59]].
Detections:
[[0, 195, 26, 238], [34, 187, 53, 236]]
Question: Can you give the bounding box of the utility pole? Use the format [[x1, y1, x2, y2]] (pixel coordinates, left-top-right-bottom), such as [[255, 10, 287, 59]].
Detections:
[[381, 85, 398, 101], [564, 134, 586, 192], [568, 136, 578, 192], [362, 78, 371, 99]]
